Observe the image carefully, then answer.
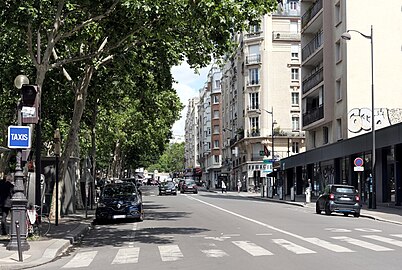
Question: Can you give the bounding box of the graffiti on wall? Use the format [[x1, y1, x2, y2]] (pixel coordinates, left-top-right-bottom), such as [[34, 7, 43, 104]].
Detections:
[[348, 108, 402, 133]]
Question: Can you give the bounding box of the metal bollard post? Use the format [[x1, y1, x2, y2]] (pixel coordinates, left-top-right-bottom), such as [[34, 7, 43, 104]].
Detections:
[[15, 221, 23, 262]]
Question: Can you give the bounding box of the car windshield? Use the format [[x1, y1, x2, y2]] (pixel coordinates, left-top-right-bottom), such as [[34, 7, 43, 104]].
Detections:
[[334, 187, 355, 194], [166, 182, 175, 188], [185, 180, 195, 185], [103, 184, 137, 198]]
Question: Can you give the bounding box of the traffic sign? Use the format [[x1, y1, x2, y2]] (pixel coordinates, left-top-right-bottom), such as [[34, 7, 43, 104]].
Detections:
[[8, 126, 31, 149], [354, 157, 364, 167]]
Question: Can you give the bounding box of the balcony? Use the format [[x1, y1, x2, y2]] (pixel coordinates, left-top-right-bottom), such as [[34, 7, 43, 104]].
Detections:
[[301, 0, 323, 29], [247, 104, 259, 111], [245, 31, 262, 39], [246, 54, 261, 65], [302, 105, 324, 126], [302, 67, 323, 94], [272, 31, 301, 41], [248, 129, 260, 137], [302, 31, 323, 62], [247, 79, 260, 86]]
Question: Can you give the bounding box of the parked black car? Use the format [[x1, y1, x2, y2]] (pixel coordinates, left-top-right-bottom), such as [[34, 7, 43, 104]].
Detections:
[[316, 184, 361, 217], [96, 181, 144, 222], [180, 179, 198, 194], [159, 181, 177, 196]]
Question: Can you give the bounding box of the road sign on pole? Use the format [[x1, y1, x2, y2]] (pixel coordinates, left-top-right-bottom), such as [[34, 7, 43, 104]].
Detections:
[[8, 126, 31, 149]]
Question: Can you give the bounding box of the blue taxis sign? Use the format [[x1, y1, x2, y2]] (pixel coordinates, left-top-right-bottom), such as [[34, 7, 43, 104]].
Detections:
[[8, 126, 31, 149]]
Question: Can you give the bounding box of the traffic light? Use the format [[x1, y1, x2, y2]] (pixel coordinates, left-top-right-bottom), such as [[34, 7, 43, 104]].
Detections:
[[21, 84, 38, 107]]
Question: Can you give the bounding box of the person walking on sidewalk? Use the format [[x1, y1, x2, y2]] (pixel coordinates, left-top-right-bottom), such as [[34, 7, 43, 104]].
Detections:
[[221, 180, 227, 193], [0, 174, 14, 235], [237, 179, 242, 193]]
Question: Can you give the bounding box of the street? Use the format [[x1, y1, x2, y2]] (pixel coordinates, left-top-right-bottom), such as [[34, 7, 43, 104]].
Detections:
[[34, 187, 402, 270]]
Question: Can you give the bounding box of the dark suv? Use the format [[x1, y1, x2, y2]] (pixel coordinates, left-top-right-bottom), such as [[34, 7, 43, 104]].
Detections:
[[96, 181, 144, 222], [316, 184, 361, 217]]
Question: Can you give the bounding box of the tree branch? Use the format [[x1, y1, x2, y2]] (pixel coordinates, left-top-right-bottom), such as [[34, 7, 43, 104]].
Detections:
[[27, 24, 39, 69], [54, 0, 120, 43]]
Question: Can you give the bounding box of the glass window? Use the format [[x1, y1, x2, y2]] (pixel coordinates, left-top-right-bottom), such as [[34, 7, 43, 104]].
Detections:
[[249, 68, 259, 85], [291, 68, 299, 81], [292, 142, 300, 153], [213, 110, 219, 119], [249, 92, 259, 109], [214, 155, 220, 164], [337, 118, 342, 140], [335, 40, 341, 62], [215, 80, 221, 89], [336, 79, 342, 101], [291, 45, 299, 58], [214, 140, 219, 148], [291, 92, 299, 105], [249, 23, 261, 33], [323, 126, 329, 144], [213, 95, 220, 104], [250, 116, 259, 130], [213, 125, 219, 134], [292, 116, 300, 131]]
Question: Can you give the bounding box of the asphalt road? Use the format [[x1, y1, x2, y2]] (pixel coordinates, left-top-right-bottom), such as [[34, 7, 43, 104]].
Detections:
[[35, 186, 402, 270]]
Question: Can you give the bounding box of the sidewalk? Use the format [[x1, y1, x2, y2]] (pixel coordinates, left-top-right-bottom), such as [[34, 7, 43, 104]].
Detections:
[[0, 210, 94, 270]]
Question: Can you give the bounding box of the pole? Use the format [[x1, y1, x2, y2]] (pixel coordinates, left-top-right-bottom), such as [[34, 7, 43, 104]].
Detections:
[[54, 129, 61, 225], [35, 29, 42, 214], [370, 25, 376, 209], [7, 104, 30, 251]]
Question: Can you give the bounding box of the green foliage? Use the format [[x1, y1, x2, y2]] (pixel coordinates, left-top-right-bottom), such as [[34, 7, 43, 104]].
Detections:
[[147, 142, 185, 173]]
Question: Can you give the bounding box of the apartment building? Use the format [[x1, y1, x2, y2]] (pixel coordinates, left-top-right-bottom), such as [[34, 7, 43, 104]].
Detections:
[[221, 0, 305, 193], [184, 97, 200, 169], [282, 0, 402, 205]]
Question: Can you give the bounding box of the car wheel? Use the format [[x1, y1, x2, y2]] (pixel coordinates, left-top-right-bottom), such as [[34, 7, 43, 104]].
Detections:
[[137, 213, 144, 222], [343, 213, 349, 217], [194, 190, 198, 194], [354, 212, 360, 218], [325, 203, 331, 215], [315, 203, 321, 214], [159, 192, 162, 196], [173, 192, 177, 196], [180, 190, 184, 194]]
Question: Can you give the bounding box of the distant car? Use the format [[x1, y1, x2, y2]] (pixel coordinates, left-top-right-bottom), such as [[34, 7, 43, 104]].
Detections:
[[181, 179, 198, 194], [96, 181, 144, 222], [159, 181, 177, 196], [316, 184, 361, 217]]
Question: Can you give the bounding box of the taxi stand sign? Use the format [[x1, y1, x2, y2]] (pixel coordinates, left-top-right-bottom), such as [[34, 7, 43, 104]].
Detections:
[[8, 126, 32, 149]]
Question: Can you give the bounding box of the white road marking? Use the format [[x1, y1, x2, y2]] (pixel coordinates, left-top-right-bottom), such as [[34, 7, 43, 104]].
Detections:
[[232, 241, 273, 256], [204, 236, 231, 241], [272, 239, 316, 254], [62, 251, 97, 268], [201, 249, 229, 257], [190, 235, 208, 238], [158, 245, 184, 262], [391, 234, 402, 238], [332, 236, 393, 251], [355, 228, 382, 232], [112, 247, 140, 264], [362, 235, 402, 247], [304, 237, 354, 253], [256, 233, 273, 236], [325, 228, 352, 233]]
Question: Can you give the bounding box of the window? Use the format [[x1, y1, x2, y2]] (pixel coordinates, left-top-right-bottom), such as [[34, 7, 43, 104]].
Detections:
[[249, 116, 259, 131], [292, 142, 300, 153], [214, 155, 220, 164], [290, 1, 298, 10], [335, 40, 341, 63], [336, 119, 342, 140], [249, 23, 261, 33], [291, 45, 299, 58], [323, 126, 329, 144], [291, 68, 299, 81], [292, 116, 300, 131], [214, 140, 219, 149], [213, 110, 219, 119], [290, 21, 298, 33], [291, 92, 299, 106], [215, 80, 221, 89], [336, 79, 342, 101], [249, 68, 259, 85], [249, 92, 259, 109], [213, 95, 220, 104], [335, 1, 342, 25], [213, 125, 219, 134]]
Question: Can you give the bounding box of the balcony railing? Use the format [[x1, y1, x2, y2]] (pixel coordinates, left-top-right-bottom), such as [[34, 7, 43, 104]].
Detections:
[[247, 79, 260, 86], [247, 104, 259, 111], [302, 31, 323, 61], [246, 54, 261, 65], [301, 0, 323, 29], [302, 105, 324, 126], [245, 31, 262, 39], [302, 67, 323, 94], [248, 129, 260, 137], [272, 31, 301, 41]]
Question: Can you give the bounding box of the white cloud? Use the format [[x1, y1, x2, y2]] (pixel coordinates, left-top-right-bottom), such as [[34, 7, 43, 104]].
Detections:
[[171, 62, 211, 136]]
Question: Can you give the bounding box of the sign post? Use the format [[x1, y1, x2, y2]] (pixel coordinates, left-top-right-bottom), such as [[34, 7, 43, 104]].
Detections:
[[354, 157, 364, 201]]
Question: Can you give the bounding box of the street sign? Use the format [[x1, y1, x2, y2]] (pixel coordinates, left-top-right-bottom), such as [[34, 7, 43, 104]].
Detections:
[[354, 157, 364, 167], [8, 126, 31, 149], [354, 167, 364, 171]]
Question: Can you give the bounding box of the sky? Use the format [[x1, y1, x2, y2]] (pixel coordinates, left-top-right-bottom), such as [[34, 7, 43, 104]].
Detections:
[[171, 62, 211, 136]]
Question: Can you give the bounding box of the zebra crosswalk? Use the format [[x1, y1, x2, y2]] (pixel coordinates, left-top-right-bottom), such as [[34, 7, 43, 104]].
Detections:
[[61, 234, 402, 268]]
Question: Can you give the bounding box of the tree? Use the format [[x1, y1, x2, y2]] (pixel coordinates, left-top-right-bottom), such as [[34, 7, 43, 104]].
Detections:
[[0, 0, 278, 217], [148, 142, 185, 173]]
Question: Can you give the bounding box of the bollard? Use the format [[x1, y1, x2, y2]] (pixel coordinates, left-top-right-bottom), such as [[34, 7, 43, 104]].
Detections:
[[15, 221, 23, 262]]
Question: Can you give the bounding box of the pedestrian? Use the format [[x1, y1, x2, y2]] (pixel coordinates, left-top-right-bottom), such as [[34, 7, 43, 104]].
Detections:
[[237, 179, 242, 193], [221, 180, 227, 193], [0, 174, 14, 235]]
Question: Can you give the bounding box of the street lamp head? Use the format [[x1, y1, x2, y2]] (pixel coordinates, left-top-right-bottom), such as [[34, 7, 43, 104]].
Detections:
[[341, 32, 351, 40], [14, 75, 30, 89]]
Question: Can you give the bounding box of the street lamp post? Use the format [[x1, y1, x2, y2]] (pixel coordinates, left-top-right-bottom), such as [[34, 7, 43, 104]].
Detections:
[[7, 75, 31, 251], [341, 25, 376, 209]]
